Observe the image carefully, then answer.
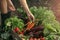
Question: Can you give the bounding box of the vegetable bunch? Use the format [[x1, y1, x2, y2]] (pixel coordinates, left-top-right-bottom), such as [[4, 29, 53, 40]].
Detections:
[[5, 16, 24, 32], [17, 6, 60, 40], [30, 6, 60, 35]]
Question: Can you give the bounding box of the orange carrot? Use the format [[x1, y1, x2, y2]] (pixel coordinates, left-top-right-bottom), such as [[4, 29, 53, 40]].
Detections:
[[29, 22, 35, 30], [26, 22, 35, 30]]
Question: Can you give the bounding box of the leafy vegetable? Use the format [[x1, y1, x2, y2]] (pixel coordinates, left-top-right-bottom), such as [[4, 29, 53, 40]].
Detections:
[[17, 6, 60, 40], [30, 6, 60, 35], [5, 16, 24, 31], [1, 32, 10, 39]]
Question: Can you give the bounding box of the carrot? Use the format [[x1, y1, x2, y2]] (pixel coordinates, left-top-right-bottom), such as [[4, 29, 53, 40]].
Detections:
[[26, 22, 35, 30]]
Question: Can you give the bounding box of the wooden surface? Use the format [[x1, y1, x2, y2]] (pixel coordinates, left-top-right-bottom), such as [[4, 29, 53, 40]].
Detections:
[[51, 0, 60, 22]]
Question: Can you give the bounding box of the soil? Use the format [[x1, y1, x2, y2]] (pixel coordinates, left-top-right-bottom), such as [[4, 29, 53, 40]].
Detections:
[[51, 0, 60, 22]]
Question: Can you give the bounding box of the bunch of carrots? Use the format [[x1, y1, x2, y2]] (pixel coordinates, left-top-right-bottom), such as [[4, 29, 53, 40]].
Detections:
[[13, 21, 45, 40], [13, 21, 35, 34], [26, 21, 35, 30], [25, 21, 45, 40]]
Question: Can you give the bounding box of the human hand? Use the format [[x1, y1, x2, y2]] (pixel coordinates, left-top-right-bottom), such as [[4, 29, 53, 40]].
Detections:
[[27, 13, 35, 22], [9, 6, 16, 12], [7, 0, 16, 11]]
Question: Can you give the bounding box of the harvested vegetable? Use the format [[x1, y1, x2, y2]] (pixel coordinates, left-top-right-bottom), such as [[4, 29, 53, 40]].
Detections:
[[5, 16, 24, 31], [3, 6, 60, 40], [26, 21, 35, 30], [14, 27, 20, 32], [19, 30, 24, 34]]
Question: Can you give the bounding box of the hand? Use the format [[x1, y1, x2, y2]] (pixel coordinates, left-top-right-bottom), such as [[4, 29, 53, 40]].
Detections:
[[9, 6, 16, 11], [27, 13, 35, 22], [7, 0, 16, 11]]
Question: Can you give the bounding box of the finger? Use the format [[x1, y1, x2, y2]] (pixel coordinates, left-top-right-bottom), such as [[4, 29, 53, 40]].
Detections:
[[30, 16, 35, 22], [32, 17, 35, 22], [28, 16, 31, 21], [28, 15, 35, 22], [9, 7, 16, 11]]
